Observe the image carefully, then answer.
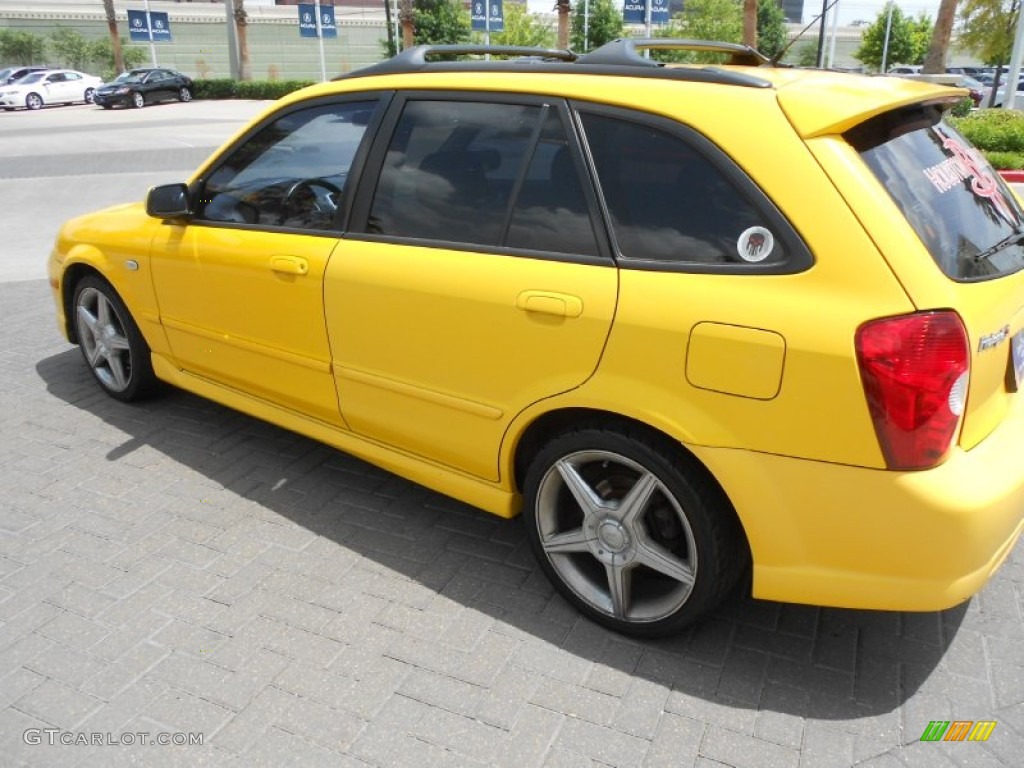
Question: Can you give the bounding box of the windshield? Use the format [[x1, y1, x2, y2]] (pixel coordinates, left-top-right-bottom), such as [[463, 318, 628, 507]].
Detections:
[[115, 71, 146, 83], [848, 105, 1024, 280]]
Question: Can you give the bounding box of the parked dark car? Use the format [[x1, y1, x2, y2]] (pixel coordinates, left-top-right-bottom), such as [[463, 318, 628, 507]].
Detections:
[[93, 67, 193, 109], [0, 65, 49, 86]]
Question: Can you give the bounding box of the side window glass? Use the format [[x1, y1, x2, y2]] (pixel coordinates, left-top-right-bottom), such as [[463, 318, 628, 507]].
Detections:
[[581, 113, 787, 266], [367, 100, 541, 247], [505, 112, 599, 257], [198, 100, 377, 231]]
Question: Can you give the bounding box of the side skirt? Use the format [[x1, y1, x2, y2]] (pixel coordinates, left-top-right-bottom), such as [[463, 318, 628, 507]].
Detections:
[[151, 353, 520, 519]]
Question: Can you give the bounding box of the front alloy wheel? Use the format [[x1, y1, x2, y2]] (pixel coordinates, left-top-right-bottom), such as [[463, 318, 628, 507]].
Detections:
[[25, 93, 42, 110], [72, 277, 155, 401], [523, 428, 745, 636], [132, 91, 145, 108]]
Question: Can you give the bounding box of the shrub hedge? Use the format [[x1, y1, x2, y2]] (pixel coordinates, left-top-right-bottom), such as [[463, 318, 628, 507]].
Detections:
[[192, 79, 316, 101], [949, 108, 1024, 170]]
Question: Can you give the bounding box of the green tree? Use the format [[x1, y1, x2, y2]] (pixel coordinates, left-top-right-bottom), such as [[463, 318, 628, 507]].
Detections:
[[959, 0, 1018, 66], [571, 0, 623, 52], [908, 14, 934, 65], [756, 0, 787, 60], [89, 38, 146, 80], [854, 4, 916, 72], [794, 42, 818, 67], [413, 0, 471, 45], [654, 0, 743, 63], [483, 3, 556, 49], [49, 28, 93, 71], [0, 29, 47, 64]]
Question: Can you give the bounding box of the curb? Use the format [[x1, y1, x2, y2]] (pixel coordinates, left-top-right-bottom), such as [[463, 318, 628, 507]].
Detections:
[[999, 170, 1024, 183]]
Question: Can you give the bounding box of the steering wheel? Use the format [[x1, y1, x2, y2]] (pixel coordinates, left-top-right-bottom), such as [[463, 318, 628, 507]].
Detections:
[[280, 178, 342, 225]]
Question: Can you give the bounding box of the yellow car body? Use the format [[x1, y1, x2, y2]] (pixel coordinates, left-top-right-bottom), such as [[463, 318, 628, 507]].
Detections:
[[49, 42, 1024, 634]]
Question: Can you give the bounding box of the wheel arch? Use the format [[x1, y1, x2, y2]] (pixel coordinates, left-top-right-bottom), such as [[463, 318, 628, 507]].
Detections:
[[510, 407, 742, 530], [61, 261, 108, 344]]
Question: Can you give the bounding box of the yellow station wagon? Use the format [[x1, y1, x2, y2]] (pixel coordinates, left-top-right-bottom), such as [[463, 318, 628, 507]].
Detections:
[[49, 40, 1024, 636]]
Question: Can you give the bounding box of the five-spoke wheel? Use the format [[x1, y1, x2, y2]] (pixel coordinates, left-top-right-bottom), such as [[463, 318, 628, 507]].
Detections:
[[72, 277, 155, 401], [132, 91, 145, 109], [523, 428, 745, 636]]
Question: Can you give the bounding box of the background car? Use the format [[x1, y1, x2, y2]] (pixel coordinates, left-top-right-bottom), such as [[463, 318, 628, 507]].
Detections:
[[0, 69, 102, 111], [0, 65, 48, 86], [93, 67, 194, 109]]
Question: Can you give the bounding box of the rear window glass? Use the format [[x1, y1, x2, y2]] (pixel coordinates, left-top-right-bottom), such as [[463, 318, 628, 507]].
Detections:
[[849, 106, 1024, 280]]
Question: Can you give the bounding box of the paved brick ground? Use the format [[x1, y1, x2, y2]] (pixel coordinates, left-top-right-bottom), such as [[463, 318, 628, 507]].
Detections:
[[1, 276, 1022, 767]]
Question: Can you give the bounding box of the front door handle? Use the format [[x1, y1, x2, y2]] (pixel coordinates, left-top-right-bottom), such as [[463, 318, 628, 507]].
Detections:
[[516, 290, 583, 318], [270, 255, 309, 276]]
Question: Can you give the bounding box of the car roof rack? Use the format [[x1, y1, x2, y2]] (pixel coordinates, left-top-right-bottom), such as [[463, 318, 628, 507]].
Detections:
[[337, 39, 773, 90], [577, 38, 770, 67], [341, 44, 577, 78]]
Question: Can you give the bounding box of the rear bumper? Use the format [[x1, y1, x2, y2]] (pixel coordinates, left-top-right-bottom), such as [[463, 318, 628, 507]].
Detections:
[[695, 395, 1024, 612]]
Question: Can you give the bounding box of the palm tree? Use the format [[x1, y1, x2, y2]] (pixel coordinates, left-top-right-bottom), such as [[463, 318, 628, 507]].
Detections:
[[102, 0, 124, 74], [743, 0, 757, 48], [923, 0, 959, 73], [556, 0, 570, 49], [400, 0, 414, 49], [233, 0, 251, 80]]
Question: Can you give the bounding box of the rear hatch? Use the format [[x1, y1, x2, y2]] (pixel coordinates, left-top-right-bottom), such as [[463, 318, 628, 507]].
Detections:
[[807, 98, 1024, 452]]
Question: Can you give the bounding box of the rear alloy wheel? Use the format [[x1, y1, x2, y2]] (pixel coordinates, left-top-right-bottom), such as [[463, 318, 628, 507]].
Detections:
[[72, 276, 156, 402], [523, 427, 746, 637], [25, 93, 42, 110], [178, 87, 192, 102], [84, 88, 95, 104], [131, 91, 145, 109]]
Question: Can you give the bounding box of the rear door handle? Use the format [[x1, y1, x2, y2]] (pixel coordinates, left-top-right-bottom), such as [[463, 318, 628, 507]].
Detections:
[[516, 290, 583, 318], [270, 255, 308, 275]]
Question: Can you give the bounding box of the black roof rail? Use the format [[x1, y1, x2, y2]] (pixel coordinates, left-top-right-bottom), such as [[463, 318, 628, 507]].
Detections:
[[577, 38, 770, 67], [334, 40, 773, 89], [339, 44, 577, 78]]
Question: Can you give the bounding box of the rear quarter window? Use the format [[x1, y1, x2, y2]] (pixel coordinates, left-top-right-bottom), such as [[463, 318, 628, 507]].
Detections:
[[848, 106, 1024, 281]]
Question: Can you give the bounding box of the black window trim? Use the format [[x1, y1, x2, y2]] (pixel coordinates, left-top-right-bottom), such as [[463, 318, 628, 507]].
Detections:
[[345, 89, 616, 268], [572, 100, 815, 275], [185, 90, 392, 238]]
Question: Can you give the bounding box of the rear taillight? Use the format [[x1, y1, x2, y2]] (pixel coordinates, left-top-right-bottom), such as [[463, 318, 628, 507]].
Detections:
[[855, 311, 969, 470]]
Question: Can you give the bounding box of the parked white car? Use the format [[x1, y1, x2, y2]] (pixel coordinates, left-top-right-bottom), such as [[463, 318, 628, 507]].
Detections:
[[0, 69, 103, 111]]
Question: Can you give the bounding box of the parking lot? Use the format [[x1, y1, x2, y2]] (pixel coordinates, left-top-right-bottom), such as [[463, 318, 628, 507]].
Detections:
[[0, 100, 1022, 767]]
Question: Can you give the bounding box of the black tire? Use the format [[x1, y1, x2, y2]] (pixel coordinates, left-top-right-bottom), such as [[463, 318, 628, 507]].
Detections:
[[131, 91, 145, 109], [71, 276, 157, 402], [84, 88, 95, 104], [522, 425, 747, 637], [25, 93, 42, 110], [178, 87, 192, 103]]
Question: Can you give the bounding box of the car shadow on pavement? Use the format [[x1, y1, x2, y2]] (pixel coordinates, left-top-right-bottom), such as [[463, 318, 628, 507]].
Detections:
[[35, 345, 978, 728]]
